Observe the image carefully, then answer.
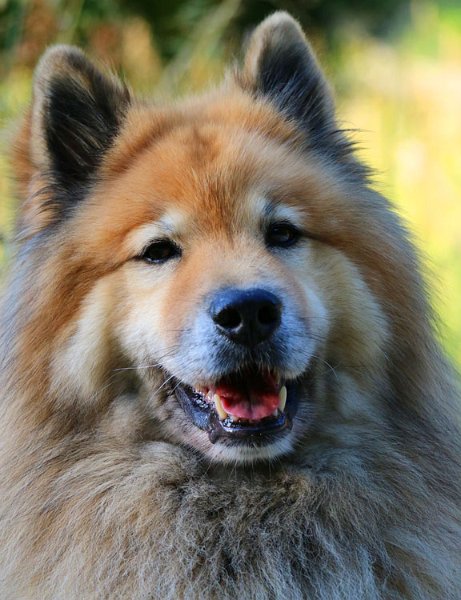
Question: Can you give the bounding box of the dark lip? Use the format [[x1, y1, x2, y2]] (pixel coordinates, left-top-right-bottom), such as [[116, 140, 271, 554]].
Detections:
[[174, 379, 300, 445]]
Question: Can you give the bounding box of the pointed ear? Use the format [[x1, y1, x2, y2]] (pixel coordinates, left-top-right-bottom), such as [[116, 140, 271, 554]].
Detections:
[[30, 45, 130, 200], [238, 12, 337, 147]]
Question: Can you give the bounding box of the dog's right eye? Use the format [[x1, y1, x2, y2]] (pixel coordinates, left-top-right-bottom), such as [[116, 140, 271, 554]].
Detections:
[[139, 240, 181, 264]]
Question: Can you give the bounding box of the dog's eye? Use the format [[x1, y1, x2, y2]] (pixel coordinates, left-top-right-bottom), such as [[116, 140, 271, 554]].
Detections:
[[140, 240, 181, 264], [265, 222, 301, 248]]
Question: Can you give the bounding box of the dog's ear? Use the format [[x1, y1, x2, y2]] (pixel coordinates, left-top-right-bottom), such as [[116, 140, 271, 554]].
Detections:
[[32, 45, 130, 185], [238, 12, 338, 148], [22, 46, 130, 222]]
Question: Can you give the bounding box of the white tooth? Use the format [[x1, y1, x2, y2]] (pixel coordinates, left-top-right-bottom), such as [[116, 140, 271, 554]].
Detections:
[[213, 394, 228, 420], [278, 385, 287, 412], [273, 409, 279, 417]]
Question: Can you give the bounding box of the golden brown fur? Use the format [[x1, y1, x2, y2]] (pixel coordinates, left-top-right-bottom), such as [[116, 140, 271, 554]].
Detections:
[[1, 12, 460, 599]]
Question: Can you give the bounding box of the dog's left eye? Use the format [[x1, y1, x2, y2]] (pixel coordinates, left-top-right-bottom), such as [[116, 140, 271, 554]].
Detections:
[[140, 240, 181, 264], [265, 222, 301, 248]]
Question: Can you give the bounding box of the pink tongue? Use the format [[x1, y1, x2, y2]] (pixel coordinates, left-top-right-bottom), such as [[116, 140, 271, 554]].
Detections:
[[216, 377, 280, 420]]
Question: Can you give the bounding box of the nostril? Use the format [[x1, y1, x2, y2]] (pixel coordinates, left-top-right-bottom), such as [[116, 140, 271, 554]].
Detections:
[[214, 307, 242, 330], [258, 304, 279, 326], [210, 288, 282, 346]]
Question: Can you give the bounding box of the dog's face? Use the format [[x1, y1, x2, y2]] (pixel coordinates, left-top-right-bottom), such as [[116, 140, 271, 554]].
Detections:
[[94, 127, 332, 463], [17, 14, 391, 464]]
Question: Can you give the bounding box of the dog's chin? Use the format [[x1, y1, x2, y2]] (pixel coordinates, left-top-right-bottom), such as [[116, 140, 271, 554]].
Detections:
[[203, 434, 299, 464], [161, 367, 308, 464]]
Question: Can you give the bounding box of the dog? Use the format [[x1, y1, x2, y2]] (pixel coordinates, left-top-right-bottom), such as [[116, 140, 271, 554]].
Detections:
[[0, 11, 460, 599]]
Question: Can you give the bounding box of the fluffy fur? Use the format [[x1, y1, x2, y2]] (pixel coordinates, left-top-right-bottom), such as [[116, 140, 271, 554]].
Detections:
[[1, 12, 461, 599]]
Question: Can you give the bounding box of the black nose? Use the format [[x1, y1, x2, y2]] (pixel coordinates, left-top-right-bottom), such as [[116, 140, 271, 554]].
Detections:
[[210, 288, 282, 347]]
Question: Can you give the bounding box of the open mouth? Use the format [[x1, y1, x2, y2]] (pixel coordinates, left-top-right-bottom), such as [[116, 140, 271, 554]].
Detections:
[[173, 367, 299, 444]]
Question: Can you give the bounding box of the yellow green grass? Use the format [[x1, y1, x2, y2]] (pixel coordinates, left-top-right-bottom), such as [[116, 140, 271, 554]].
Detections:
[[0, 0, 460, 366]]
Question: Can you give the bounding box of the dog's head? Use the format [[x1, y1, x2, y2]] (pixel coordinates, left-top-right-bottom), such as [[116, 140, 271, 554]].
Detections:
[[11, 13, 417, 465]]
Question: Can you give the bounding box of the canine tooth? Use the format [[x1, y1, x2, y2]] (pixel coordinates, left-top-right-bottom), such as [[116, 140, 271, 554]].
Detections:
[[278, 385, 287, 412], [213, 394, 228, 420]]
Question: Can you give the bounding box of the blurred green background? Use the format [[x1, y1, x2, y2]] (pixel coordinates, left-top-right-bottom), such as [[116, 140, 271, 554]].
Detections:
[[0, 0, 460, 367]]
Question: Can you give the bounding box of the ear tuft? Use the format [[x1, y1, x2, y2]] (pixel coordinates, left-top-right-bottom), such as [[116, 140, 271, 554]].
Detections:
[[239, 12, 337, 147], [31, 45, 131, 192]]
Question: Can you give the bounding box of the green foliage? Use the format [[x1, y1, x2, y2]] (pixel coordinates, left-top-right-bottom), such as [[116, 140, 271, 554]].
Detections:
[[0, 0, 26, 66]]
